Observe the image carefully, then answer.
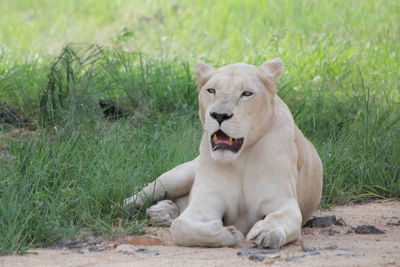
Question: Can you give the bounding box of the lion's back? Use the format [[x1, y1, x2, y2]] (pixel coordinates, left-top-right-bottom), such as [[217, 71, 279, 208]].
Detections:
[[294, 126, 323, 223]]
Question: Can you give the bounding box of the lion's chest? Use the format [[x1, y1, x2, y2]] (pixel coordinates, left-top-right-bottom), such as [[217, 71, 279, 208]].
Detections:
[[220, 175, 272, 235], [223, 206, 258, 235], [219, 164, 292, 235]]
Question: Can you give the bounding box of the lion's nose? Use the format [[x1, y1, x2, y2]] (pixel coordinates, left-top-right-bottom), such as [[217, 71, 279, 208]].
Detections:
[[210, 112, 233, 125]]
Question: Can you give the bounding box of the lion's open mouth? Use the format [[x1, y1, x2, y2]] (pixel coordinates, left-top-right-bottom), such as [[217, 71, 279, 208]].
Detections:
[[210, 130, 244, 153]]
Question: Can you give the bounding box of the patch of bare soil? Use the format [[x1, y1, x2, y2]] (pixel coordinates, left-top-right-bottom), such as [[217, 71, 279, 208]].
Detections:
[[1, 201, 399, 267]]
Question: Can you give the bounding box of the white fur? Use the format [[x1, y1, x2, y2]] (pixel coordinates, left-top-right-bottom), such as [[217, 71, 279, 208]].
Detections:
[[146, 200, 180, 227], [125, 59, 323, 248]]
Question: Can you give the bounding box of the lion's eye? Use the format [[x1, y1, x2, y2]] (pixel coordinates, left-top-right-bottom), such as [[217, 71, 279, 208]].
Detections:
[[241, 91, 253, 97], [207, 88, 216, 94]]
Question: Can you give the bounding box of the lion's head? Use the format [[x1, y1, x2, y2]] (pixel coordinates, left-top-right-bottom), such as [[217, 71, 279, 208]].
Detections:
[[195, 58, 284, 163]]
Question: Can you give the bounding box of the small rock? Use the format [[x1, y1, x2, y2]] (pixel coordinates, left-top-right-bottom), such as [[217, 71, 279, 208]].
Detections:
[[88, 246, 99, 252], [335, 253, 356, 257], [237, 248, 280, 256], [352, 225, 384, 234], [97, 242, 116, 251], [324, 245, 339, 250], [248, 254, 265, 262], [116, 244, 136, 254], [286, 254, 305, 262], [320, 229, 340, 236], [87, 239, 102, 246], [286, 251, 320, 262], [86, 236, 102, 246], [323, 245, 358, 251], [387, 220, 400, 226], [304, 216, 347, 228], [302, 244, 317, 252], [135, 248, 159, 255]]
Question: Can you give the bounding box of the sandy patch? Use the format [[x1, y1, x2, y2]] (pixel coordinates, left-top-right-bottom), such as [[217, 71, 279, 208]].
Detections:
[[1, 200, 399, 267]]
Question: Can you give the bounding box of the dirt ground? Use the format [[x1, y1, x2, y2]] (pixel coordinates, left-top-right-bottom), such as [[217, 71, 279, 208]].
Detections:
[[1, 200, 399, 267]]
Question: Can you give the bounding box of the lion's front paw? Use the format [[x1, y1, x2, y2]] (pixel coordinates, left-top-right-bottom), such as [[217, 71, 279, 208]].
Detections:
[[226, 225, 245, 244], [246, 221, 287, 249], [146, 200, 179, 227], [123, 193, 144, 209]]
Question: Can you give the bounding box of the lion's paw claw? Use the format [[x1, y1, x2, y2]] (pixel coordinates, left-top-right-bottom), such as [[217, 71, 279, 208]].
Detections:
[[247, 221, 286, 249]]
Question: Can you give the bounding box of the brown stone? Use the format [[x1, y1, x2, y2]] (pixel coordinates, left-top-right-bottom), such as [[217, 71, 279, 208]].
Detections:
[[123, 235, 166, 246]]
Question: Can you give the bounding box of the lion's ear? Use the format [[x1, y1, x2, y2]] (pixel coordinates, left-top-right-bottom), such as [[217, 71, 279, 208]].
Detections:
[[195, 62, 214, 89], [259, 58, 284, 81], [259, 58, 284, 94]]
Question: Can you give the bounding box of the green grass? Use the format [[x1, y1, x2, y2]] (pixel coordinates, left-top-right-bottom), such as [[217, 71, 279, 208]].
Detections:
[[1, 0, 399, 255]]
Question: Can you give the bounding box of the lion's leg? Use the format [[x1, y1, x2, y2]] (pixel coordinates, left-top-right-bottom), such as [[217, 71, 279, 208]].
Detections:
[[247, 199, 302, 248], [124, 157, 198, 208], [171, 196, 244, 247], [172, 219, 244, 247], [174, 194, 189, 212]]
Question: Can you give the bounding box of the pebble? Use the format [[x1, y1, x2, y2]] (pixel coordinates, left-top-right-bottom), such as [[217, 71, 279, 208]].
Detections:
[[324, 245, 339, 250], [248, 254, 265, 262], [286, 255, 305, 262], [88, 246, 99, 252], [286, 251, 320, 262], [302, 244, 317, 252], [387, 220, 400, 226], [324, 245, 358, 251], [117, 245, 160, 256], [49, 239, 85, 249], [135, 248, 160, 255], [237, 248, 280, 256], [304, 215, 347, 228], [116, 244, 136, 254], [320, 229, 340, 236], [352, 225, 384, 234]]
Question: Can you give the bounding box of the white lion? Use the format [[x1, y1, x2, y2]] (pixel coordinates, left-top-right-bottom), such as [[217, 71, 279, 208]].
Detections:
[[124, 58, 323, 248]]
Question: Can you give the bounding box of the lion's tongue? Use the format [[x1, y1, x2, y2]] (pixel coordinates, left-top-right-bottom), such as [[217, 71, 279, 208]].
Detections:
[[214, 135, 234, 146]]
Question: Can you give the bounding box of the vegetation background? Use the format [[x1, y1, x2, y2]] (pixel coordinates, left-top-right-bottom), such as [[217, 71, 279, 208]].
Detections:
[[0, 0, 399, 255]]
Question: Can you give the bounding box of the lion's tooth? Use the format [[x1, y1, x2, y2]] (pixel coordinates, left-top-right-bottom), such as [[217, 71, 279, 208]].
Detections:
[[213, 135, 218, 143], [229, 137, 233, 144]]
